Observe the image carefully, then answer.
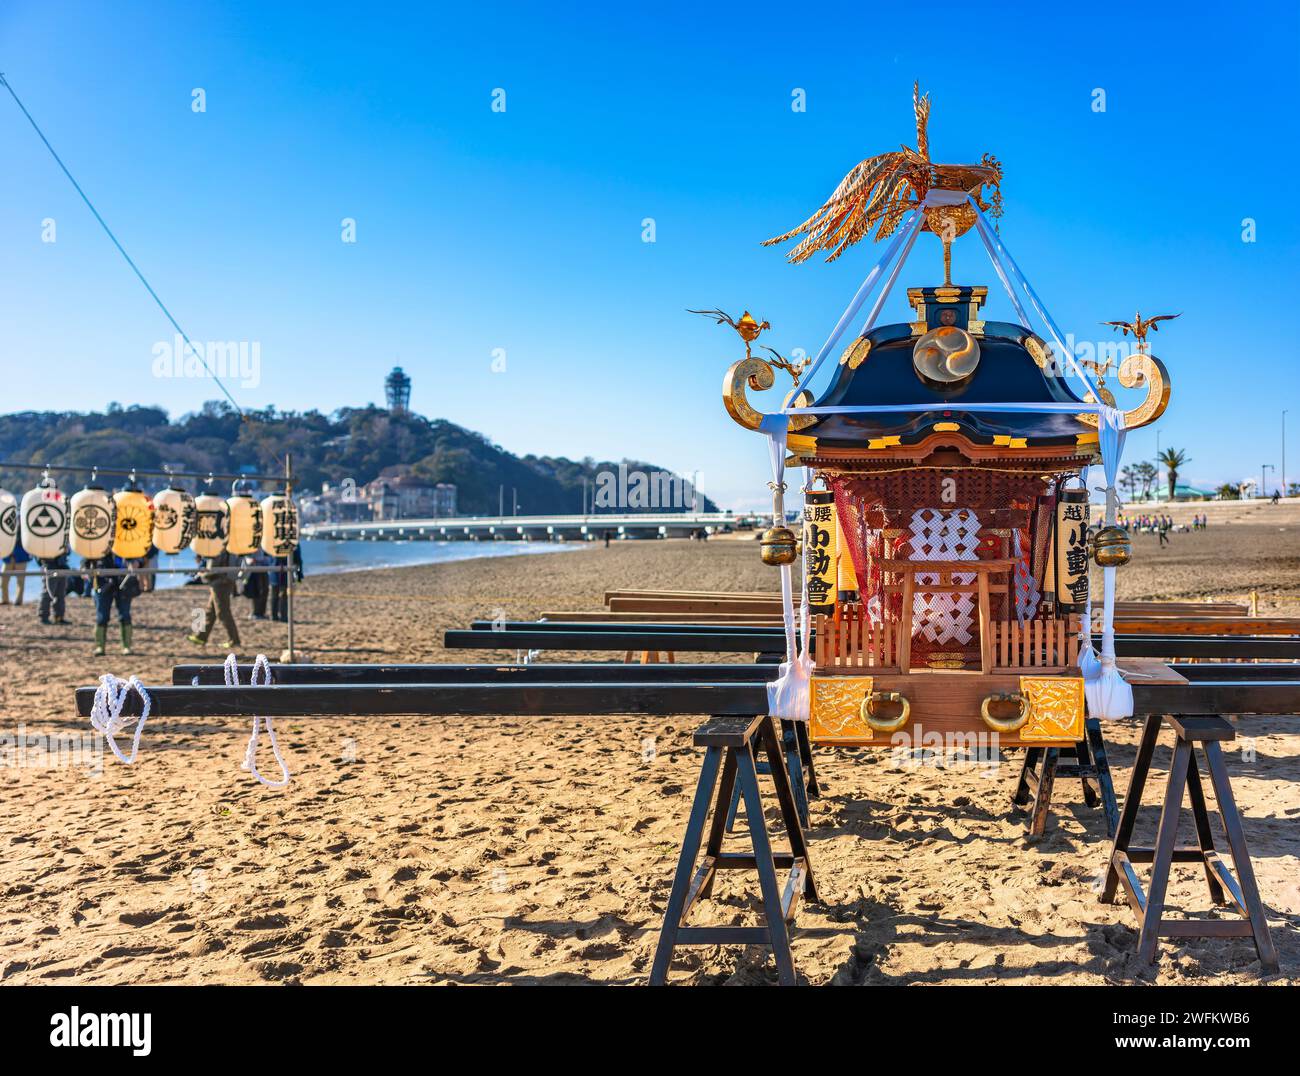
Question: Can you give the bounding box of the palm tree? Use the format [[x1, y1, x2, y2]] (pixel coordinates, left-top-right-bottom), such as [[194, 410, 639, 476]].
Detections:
[[1133, 461, 1157, 500], [1119, 464, 1137, 502], [1158, 448, 1189, 501]]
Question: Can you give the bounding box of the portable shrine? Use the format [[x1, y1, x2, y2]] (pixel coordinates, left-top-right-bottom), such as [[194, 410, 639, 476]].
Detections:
[[719, 83, 1172, 750]]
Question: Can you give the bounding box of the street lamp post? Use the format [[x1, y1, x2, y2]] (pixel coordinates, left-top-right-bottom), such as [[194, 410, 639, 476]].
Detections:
[[1154, 429, 1160, 504], [1284, 410, 1288, 499]]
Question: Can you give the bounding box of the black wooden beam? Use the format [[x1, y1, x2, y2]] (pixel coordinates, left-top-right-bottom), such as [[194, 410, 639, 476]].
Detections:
[[446, 628, 1300, 660], [1171, 663, 1300, 681], [75, 682, 772, 719], [174, 662, 779, 686], [76, 679, 1300, 721], [470, 620, 783, 635]]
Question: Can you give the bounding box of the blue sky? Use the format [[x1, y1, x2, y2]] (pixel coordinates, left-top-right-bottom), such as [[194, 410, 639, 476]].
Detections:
[[2, 1, 1298, 508]]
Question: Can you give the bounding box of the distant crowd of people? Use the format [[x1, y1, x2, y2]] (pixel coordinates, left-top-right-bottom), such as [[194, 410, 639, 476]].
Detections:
[[1, 539, 303, 656], [1116, 512, 1209, 546]]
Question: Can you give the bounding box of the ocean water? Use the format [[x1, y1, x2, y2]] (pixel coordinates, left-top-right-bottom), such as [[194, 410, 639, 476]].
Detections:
[[148, 538, 586, 591]]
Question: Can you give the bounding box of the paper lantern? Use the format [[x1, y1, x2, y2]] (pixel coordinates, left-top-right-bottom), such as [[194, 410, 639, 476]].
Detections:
[[152, 486, 197, 554], [192, 493, 230, 557], [70, 486, 116, 559], [19, 484, 69, 560], [112, 489, 154, 559], [802, 489, 837, 615], [227, 493, 264, 555], [260, 493, 299, 556], [835, 513, 858, 599], [0, 488, 17, 560], [1053, 486, 1090, 613]]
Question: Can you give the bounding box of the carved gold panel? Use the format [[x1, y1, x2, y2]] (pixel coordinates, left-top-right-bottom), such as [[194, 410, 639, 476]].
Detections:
[[810, 675, 874, 745], [1018, 676, 1085, 743]]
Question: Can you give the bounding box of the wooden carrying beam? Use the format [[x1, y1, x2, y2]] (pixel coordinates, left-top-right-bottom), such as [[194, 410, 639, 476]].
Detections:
[[76, 677, 1300, 720], [174, 662, 779, 686], [448, 627, 1300, 661], [175, 661, 1300, 687]]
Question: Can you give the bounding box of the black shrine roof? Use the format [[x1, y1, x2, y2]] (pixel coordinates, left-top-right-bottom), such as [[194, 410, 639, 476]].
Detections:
[[791, 320, 1094, 449]]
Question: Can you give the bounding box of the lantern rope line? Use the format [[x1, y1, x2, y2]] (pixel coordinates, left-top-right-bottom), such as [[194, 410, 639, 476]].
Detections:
[[0, 73, 245, 417], [89, 674, 153, 765], [226, 653, 291, 789]]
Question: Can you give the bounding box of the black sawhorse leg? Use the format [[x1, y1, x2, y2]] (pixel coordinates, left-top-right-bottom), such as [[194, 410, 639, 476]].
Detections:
[[650, 714, 819, 986], [724, 719, 814, 831], [1012, 719, 1118, 837], [1100, 714, 1278, 972]]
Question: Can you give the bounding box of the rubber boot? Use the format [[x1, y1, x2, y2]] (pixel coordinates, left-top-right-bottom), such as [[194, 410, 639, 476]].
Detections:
[[93, 625, 107, 656], [121, 622, 133, 655]]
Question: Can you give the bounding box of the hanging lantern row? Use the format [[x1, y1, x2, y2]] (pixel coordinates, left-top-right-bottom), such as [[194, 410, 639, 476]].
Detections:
[[0, 481, 298, 561]]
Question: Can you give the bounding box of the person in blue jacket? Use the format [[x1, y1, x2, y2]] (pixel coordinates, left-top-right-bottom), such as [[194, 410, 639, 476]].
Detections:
[[84, 552, 142, 656], [1, 536, 31, 606]]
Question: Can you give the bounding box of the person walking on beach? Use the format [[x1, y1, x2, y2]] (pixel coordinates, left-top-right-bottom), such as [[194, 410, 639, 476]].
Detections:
[[1, 537, 30, 605], [85, 552, 142, 655], [267, 546, 303, 623], [38, 551, 70, 625], [242, 549, 270, 620], [1158, 515, 1170, 546], [188, 549, 242, 649]]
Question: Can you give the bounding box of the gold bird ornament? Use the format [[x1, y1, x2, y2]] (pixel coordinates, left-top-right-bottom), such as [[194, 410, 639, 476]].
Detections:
[[688, 308, 771, 360], [760, 346, 812, 387], [1101, 311, 1181, 349], [763, 81, 1003, 275]]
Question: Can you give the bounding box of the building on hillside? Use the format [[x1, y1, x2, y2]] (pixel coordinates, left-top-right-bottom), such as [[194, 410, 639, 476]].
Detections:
[[299, 481, 375, 524], [362, 476, 457, 520]]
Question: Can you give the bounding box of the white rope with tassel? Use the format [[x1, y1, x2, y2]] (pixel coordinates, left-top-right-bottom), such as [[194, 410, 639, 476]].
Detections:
[[89, 673, 153, 764], [224, 653, 290, 789]]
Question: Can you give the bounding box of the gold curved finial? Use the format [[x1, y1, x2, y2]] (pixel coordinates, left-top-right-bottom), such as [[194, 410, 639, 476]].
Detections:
[[1078, 352, 1171, 431], [723, 358, 817, 432]]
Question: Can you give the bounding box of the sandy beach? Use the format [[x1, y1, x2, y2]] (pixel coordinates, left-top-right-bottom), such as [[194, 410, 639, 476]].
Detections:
[[1, 507, 1297, 985]]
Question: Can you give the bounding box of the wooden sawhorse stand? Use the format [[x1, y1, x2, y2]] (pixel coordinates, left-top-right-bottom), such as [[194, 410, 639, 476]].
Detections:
[[650, 714, 818, 985], [1012, 718, 1119, 837], [724, 718, 819, 831], [1101, 714, 1278, 971]]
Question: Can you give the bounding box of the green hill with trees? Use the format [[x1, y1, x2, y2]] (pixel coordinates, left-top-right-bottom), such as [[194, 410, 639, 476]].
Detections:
[[0, 401, 717, 515]]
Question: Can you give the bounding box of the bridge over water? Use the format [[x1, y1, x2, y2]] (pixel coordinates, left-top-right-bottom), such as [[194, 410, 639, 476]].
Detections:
[[303, 511, 757, 542]]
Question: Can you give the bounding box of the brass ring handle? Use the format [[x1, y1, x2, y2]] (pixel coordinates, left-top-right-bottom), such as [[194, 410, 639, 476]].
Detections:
[[861, 690, 911, 733], [980, 692, 1032, 733]]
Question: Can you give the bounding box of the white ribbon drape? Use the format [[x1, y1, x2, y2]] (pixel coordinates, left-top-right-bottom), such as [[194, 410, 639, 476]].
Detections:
[[762, 413, 813, 721], [1082, 409, 1133, 718], [796, 210, 924, 397]]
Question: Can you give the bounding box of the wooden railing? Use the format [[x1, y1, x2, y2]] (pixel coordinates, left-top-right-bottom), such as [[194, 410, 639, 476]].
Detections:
[[814, 606, 1080, 672]]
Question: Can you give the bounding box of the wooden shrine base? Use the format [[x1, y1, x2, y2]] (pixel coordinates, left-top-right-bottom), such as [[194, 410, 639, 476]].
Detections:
[[810, 659, 1188, 749]]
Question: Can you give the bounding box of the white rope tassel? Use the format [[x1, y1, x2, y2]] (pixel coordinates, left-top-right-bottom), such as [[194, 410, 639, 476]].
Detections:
[[89, 673, 153, 764], [224, 653, 290, 788]]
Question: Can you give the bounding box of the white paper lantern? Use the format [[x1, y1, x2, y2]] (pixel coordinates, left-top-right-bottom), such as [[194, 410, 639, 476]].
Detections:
[[152, 486, 197, 554], [260, 493, 299, 556], [192, 493, 230, 557], [227, 493, 264, 555], [69, 486, 116, 559], [0, 488, 17, 560], [19, 484, 69, 560]]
